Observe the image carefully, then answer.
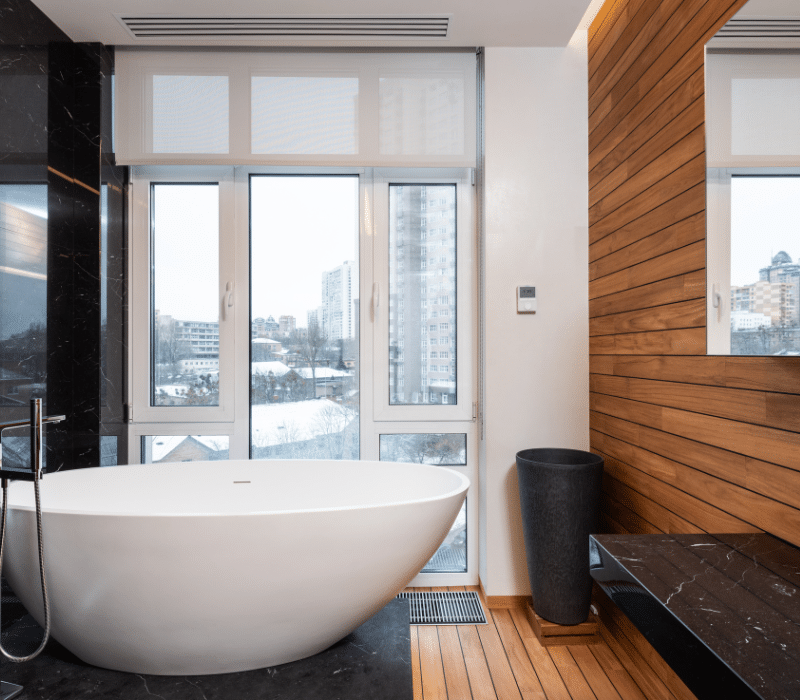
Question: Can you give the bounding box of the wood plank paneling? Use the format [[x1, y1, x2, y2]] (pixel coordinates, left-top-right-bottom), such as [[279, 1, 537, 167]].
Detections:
[[587, 10, 798, 696], [590, 184, 705, 260], [590, 327, 705, 355], [589, 270, 704, 318], [590, 299, 705, 337], [590, 82, 704, 192], [589, 128, 705, 226], [589, 240, 705, 300], [589, 213, 704, 281]]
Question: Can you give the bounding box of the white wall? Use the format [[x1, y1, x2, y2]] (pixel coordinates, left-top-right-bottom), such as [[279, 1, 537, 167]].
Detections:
[[480, 40, 589, 596]]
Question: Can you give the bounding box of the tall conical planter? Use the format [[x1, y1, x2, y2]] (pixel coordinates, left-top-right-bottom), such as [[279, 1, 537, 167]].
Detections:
[[516, 448, 604, 625]]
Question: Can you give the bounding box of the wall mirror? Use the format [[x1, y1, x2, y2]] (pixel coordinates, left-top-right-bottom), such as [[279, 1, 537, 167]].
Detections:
[[706, 0, 800, 355]]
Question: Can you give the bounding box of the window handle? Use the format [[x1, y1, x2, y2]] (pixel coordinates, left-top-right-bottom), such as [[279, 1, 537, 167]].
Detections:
[[372, 282, 380, 320], [712, 282, 722, 322], [223, 282, 234, 320]]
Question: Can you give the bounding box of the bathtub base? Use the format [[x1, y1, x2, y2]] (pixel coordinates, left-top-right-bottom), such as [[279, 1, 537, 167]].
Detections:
[[2, 599, 413, 699]]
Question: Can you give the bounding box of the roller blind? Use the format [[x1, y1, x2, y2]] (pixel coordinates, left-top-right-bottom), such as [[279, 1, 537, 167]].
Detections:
[[706, 51, 800, 167], [115, 49, 476, 166]]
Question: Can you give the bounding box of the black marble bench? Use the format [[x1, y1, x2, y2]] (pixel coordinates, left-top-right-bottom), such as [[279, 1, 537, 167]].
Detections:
[[590, 533, 800, 700]]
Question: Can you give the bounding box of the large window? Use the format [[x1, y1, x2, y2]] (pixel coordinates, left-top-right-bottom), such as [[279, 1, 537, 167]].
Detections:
[[249, 175, 360, 460], [129, 166, 476, 585]]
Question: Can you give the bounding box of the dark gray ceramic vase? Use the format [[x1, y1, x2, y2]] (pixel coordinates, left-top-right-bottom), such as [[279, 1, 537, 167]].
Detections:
[[516, 448, 604, 625]]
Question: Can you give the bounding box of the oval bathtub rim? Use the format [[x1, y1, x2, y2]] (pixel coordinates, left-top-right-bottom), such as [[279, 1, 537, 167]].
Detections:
[[5, 461, 470, 518]]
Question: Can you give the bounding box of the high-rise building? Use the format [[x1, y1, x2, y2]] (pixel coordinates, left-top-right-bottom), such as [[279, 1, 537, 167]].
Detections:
[[321, 261, 356, 340], [758, 251, 800, 327], [731, 281, 794, 328], [388, 185, 457, 405], [278, 315, 296, 337], [307, 307, 322, 330]]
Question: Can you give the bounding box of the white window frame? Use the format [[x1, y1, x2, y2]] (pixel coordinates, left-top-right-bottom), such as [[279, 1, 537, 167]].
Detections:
[[129, 166, 236, 427], [371, 169, 475, 423]]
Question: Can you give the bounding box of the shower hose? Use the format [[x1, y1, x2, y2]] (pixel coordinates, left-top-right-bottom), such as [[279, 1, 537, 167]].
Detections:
[[0, 474, 51, 662]]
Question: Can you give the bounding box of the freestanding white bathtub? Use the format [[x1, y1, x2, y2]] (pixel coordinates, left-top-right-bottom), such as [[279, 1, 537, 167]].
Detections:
[[2, 459, 468, 675]]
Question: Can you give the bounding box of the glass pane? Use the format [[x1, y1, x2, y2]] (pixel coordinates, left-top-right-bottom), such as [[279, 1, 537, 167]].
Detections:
[[152, 75, 229, 153], [379, 433, 466, 466], [730, 176, 800, 355], [389, 184, 456, 405], [252, 77, 358, 154], [142, 435, 229, 464], [422, 501, 466, 573], [0, 184, 48, 425], [250, 176, 359, 460], [151, 184, 220, 406]]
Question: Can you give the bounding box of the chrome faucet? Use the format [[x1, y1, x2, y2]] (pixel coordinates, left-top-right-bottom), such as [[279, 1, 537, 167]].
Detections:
[[0, 399, 65, 485]]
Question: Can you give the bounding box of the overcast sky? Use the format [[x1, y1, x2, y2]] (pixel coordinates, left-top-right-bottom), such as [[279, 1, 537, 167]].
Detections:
[[153, 176, 359, 324], [730, 176, 799, 286]]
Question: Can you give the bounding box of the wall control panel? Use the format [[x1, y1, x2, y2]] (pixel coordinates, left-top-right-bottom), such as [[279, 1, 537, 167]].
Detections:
[[517, 286, 536, 314]]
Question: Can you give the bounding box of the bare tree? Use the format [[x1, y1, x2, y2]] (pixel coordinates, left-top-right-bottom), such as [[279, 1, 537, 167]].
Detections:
[[293, 320, 328, 398], [155, 318, 193, 382], [385, 433, 464, 465]]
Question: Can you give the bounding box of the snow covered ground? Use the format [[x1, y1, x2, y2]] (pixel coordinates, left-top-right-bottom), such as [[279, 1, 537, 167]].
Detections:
[[251, 400, 355, 448]]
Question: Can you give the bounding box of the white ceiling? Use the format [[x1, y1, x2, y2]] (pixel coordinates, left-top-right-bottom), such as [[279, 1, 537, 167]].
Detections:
[[736, 0, 800, 18], [708, 0, 800, 49], [30, 0, 594, 48]]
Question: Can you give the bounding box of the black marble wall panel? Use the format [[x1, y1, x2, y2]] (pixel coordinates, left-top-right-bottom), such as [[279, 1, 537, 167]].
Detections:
[[0, 0, 68, 45], [46, 42, 128, 470], [1, 0, 127, 469], [46, 43, 103, 469]]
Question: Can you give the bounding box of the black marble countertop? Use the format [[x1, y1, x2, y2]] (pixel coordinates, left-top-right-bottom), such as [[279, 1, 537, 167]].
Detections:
[[590, 533, 800, 700]]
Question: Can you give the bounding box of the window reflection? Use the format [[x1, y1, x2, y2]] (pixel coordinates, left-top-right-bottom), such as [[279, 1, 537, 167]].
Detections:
[[730, 176, 800, 355]]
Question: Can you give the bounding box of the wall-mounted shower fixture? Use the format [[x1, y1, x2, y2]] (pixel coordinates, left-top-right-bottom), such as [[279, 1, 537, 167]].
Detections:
[[0, 399, 65, 700]]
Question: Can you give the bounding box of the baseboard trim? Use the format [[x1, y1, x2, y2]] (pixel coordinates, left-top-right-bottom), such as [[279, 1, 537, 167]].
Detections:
[[477, 577, 531, 609]]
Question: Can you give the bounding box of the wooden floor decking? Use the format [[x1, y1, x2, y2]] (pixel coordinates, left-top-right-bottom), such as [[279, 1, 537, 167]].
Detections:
[[408, 586, 659, 700]]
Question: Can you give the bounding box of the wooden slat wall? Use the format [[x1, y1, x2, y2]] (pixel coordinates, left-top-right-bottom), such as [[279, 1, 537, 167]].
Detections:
[[588, 0, 800, 695]]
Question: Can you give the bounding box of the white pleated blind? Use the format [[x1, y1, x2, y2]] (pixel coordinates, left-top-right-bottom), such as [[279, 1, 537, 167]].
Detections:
[[707, 52, 800, 167], [115, 50, 476, 166]]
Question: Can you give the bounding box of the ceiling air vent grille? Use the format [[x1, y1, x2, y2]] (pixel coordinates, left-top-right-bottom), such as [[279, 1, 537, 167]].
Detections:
[[115, 15, 450, 41], [715, 18, 800, 40]]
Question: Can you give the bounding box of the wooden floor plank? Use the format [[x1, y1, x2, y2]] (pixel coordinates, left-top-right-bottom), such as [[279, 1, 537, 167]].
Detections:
[[411, 587, 688, 700], [477, 614, 524, 700], [548, 647, 598, 700], [508, 606, 573, 700], [492, 608, 547, 699], [411, 625, 424, 700], [459, 626, 499, 700], [438, 626, 474, 700], [569, 645, 624, 700], [589, 641, 648, 700], [418, 625, 449, 700]]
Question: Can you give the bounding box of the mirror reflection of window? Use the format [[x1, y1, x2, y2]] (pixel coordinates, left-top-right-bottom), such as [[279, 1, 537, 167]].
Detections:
[[730, 176, 800, 355], [706, 5, 800, 355]]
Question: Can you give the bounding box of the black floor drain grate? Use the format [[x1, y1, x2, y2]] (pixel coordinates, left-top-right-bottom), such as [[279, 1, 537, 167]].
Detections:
[[397, 591, 487, 625]]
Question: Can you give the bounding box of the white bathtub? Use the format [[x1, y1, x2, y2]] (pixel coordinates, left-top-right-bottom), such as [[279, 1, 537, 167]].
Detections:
[[2, 459, 468, 675]]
